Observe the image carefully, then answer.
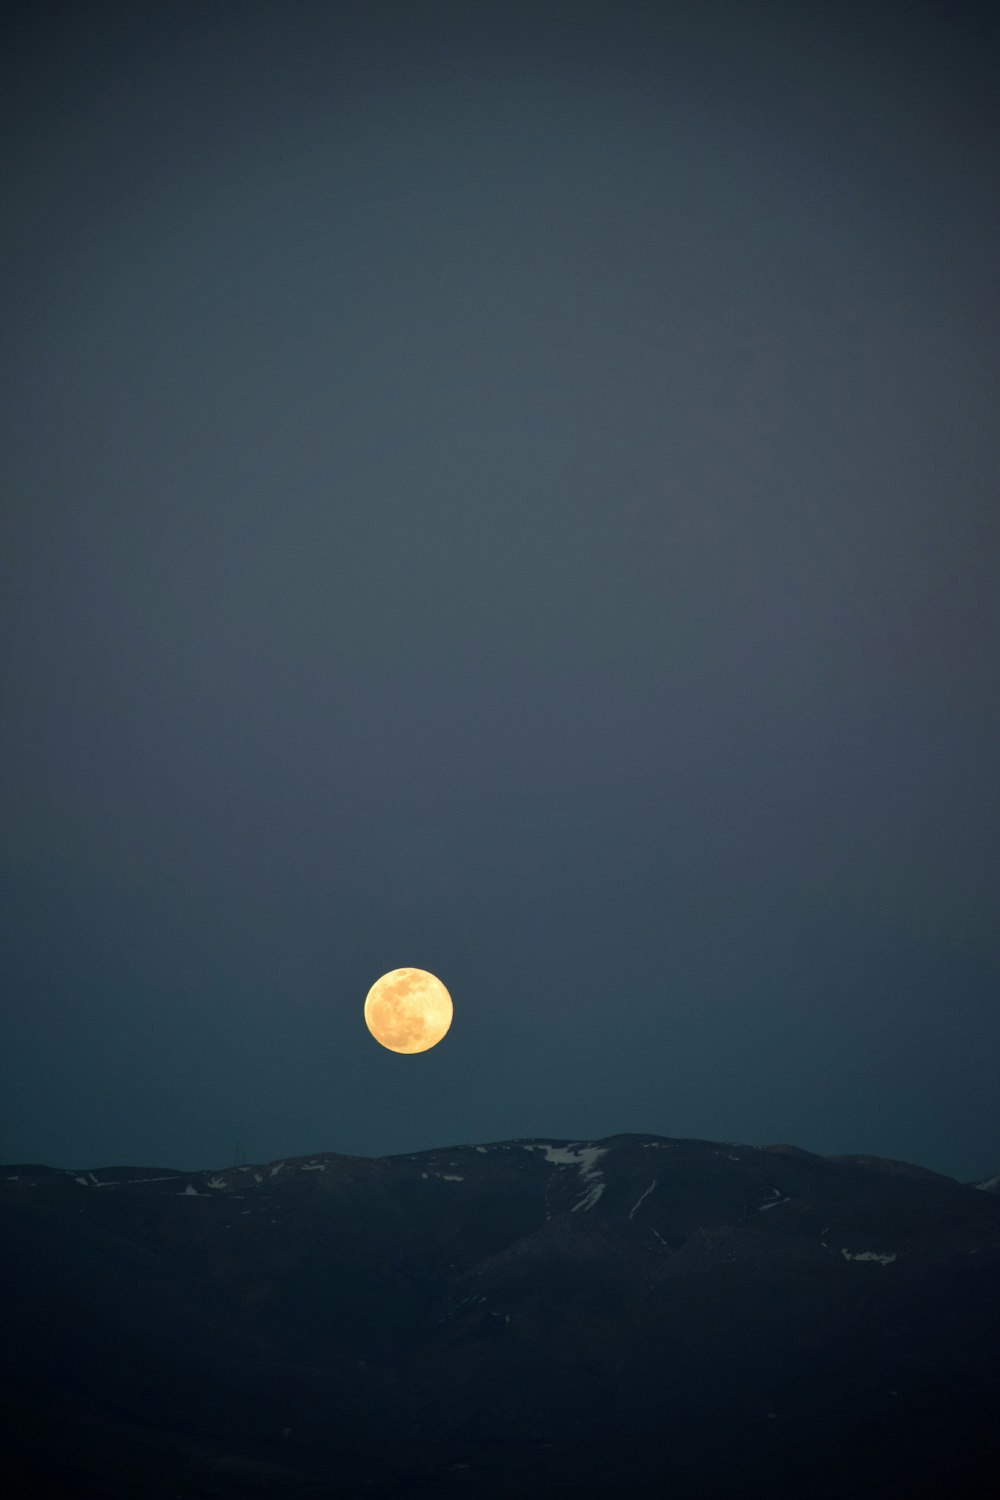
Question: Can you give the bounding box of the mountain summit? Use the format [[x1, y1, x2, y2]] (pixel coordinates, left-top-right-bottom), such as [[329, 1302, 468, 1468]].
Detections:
[[3, 1133, 999, 1496]]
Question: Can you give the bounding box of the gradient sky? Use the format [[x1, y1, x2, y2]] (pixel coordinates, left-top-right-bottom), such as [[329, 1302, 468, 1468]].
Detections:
[[3, 1, 998, 1180]]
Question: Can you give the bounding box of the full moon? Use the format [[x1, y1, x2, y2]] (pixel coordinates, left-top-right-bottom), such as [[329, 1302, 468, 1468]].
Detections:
[[364, 968, 453, 1054]]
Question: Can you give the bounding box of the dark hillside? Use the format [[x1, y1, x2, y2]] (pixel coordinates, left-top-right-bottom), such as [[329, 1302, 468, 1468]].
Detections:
[[2, 1135, 999, 1496]]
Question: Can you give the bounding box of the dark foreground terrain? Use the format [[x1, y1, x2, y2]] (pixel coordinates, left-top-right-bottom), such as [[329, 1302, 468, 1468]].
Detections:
[[2, 1134, 999, 1497]]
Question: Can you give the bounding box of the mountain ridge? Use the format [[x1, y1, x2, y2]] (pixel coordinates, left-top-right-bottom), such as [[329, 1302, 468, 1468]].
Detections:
[[8, 1130, 985, 1184]]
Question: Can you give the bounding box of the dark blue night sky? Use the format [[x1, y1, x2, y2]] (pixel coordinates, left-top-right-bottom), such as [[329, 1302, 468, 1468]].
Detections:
[[3, 2, 997, 1178]]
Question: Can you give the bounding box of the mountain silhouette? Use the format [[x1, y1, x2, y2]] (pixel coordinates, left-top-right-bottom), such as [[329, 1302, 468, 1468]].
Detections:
[[2, 1134, 999, 1496]]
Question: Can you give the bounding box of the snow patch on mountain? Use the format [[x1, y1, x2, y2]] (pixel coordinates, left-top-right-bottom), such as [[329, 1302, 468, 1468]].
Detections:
[[527, 1143, 608, 1211], [70, 1172, 180, 1190], [758, 1190, 791, 1211]]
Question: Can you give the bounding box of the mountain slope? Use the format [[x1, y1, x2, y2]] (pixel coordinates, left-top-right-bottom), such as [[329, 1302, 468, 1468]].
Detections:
[[2, 1134, 999, 1497]]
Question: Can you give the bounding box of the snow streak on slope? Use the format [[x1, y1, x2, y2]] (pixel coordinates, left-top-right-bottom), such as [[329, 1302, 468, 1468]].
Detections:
[[527, 1143, 608, 1212], [629, 1180, 657, 1219]]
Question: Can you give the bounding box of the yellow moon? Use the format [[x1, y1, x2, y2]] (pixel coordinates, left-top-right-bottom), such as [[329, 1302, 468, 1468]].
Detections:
[[364, 968, 453, 1054]]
